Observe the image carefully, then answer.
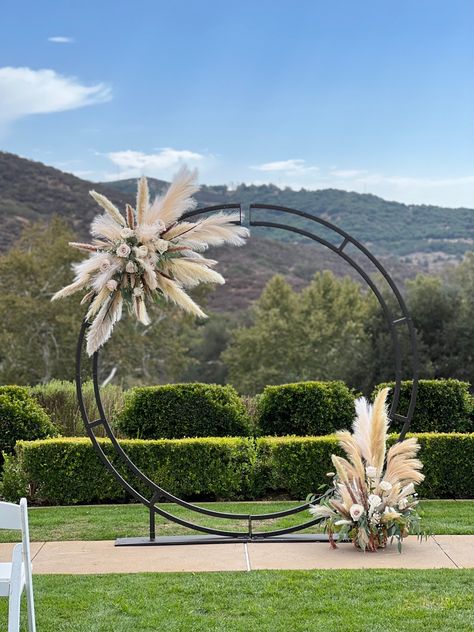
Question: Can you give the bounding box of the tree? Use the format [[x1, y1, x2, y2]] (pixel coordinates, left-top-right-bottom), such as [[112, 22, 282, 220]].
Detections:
[[223, 272, 371, 394], [0, 219, 201, 386]]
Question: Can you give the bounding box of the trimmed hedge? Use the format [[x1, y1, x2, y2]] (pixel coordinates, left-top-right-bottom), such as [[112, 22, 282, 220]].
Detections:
[[3, 433, 472, 504], [257, 381, 355, 436], [117, 383, 250, 439], [0, 385, 57, 465], [257, 433, 474, 500], [2, 437, 256, 505], [374, 379, 473, 433]]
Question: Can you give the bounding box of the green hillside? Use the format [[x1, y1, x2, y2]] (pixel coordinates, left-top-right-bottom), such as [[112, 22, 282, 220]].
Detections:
[[106, 177, 474, 258], [0, 151, 472, 310]]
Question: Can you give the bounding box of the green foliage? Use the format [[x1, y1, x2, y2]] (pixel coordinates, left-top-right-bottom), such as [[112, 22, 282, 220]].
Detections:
[[0, 218, 203, 388], [0, 219, 84, 385], [415, 433, 474, 499], [257, 381, 355, 436], [0, 386, 57, 464], [0, 453, 28, 501], [30, 380, 125, 437], [257, 433, 474, 500], [374, 379, 473, 433], [4, 433, 472, 504], [224, 272, 371, 394], [5, 437, 256, 504], [117, 383, 250, 439]]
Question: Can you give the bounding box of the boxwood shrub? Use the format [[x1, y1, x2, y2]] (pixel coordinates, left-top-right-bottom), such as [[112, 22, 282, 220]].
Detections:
[[374, 379, 473, 433], [3, 433, 472, 504], [0, 385, 57, 465], [257, 433, 474, 500], [2, 437, 256, 504], [257, 381, 355, 436], [117, 383, 250, 439]]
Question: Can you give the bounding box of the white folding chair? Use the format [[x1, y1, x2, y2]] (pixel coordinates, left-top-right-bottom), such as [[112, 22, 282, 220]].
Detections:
[[0, 498, 36, 632]]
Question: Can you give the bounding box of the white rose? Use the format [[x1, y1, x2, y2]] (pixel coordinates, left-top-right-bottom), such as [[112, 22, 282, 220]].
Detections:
[[99, 258, 111, 272], [398, 498, 408, 510], [126, 261, 137, 274], [106, 279, 118, 291], [154, 238, 169, 254], [365, 466, 377, 478], [116, 243, 131, 258], [120, 228, 135, 239], [134, 245, 148, 259], [133, 286, 144, 297], [379, 481, 393, 492], [349, 503, 364, 522], [368, 494, 381, 507]]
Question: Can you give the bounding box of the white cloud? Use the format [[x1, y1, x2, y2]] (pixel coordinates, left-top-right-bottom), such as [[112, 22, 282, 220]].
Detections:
[[48, 36, 74, 44], [0, 67, 111, 128], [246, 158, 474, 205], [330, 169, 367, 178], [103, 148, 206, 180], [252, 159, 319, 174]]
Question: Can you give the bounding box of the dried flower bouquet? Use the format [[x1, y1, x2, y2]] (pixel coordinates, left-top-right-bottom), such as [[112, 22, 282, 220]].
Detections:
[[53, 167, 248, 355], [310, 388, 424, 551]]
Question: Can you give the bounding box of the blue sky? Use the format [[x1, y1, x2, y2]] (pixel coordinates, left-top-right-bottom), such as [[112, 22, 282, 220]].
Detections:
[[0, 0, 473, 206]]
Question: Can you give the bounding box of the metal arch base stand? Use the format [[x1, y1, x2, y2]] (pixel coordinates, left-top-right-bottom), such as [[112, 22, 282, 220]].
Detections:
[[75, 202, 419, 548], [116, 534, 335, 546]]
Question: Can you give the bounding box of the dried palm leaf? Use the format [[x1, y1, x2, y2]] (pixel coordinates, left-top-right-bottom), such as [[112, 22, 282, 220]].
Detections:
[[146, 166, 198, 226], [352, 396, 372, 462], [86, 292, 123, 356], [369, 387, 390, 473], [89, 191, 126, 226], [336, 430, 366, 481], [155, 273, 207, 319], [165, 258, 225, 288], [136, 176, 149, 225]]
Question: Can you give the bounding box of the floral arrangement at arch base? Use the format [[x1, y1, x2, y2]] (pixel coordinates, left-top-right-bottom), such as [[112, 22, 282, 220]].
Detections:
[[309, 387, 424, 552], [52, 167, 248, 355]]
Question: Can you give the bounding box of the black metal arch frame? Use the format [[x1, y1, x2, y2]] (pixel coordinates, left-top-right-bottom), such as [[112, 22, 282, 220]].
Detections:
[[76, 203, 418, 546]]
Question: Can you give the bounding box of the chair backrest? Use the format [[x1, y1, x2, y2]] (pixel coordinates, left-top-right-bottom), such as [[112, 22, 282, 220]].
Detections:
[[19, 498, 33, 577], [0, 501, 21, 530]]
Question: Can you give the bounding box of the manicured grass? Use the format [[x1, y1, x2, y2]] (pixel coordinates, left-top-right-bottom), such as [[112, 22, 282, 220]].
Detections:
[[0, 570, 472, 631], [0, 500, 472, 543]]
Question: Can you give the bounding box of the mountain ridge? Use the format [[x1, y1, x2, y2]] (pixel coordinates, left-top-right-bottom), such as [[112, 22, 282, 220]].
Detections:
[[0, 151, 472, 310]]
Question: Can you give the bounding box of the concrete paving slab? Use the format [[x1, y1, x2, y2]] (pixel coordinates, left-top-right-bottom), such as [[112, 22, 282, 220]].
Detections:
[[2, 536, 472, 574], [0, 542, 45, 563], [247, 536, 457, 570], [433, 535, 474, 568], [32, 541, 248, 575]]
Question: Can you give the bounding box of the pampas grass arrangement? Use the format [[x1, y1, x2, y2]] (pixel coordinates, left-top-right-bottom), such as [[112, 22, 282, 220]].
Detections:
[[53, 167, 248, 355], [309, 388, 424, 551]]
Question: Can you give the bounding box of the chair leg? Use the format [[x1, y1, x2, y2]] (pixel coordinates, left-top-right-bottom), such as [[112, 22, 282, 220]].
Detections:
[[25, 574, 36, 632], [8, 543, 24, 632], [8, 583, 22, 632]]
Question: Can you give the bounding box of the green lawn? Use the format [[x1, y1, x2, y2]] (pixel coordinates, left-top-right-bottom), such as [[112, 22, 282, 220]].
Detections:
[[0, 500, 472, 543], [0, 570, 472, 631]]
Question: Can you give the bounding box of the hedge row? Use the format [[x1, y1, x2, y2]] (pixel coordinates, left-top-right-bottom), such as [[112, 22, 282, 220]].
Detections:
[[1, 379, 472, 449], [117, 383, 250, 439], [256, 381, 355, 436], [3, 433, 473, 504], [0, 386, 57, 465], [375, 379, 473, 434]]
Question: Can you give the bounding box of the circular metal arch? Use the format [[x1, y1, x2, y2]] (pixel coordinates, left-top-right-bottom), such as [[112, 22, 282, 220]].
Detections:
[[76, 203, 418, 545]]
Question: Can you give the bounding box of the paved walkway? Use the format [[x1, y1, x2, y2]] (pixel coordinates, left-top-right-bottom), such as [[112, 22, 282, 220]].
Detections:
[[1, 536, 473, 574]]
